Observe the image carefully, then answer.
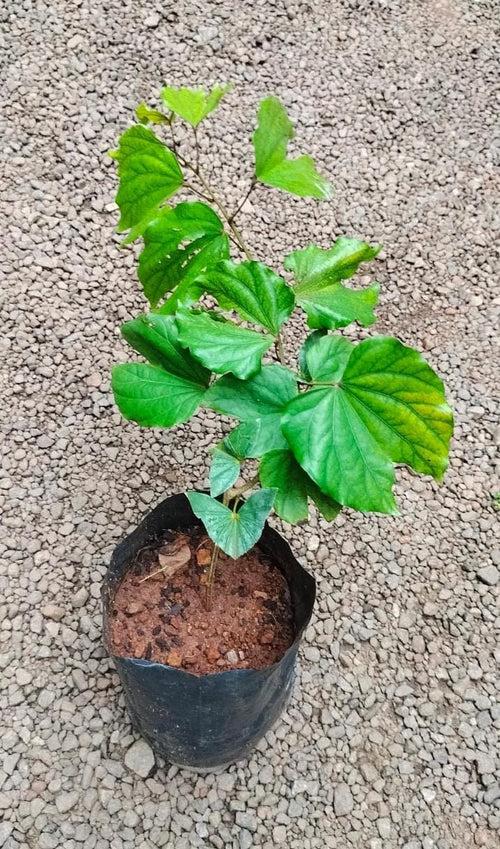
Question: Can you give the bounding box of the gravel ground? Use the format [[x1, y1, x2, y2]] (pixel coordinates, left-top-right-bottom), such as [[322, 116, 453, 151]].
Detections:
[[2, 1, 499, 847]]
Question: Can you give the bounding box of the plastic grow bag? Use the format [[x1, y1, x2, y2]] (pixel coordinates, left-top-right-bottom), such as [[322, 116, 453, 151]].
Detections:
[[102, 492, 316, 769]]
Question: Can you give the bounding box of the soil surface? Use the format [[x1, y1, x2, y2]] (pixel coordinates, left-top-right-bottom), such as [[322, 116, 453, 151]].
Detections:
[[109, 529, 295, 675]]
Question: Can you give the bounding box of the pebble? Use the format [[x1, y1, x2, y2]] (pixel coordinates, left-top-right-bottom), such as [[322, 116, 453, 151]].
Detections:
[[476, 565, 499, 586], [334, 782, 354, 816], [124, 740, 155, 778]]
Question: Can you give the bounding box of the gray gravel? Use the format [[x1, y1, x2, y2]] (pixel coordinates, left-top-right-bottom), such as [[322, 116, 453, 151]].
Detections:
[[1, 1, 499, 848]]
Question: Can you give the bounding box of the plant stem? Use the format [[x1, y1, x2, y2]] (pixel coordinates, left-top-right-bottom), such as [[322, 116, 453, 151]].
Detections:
[[169, 127, 253, 260], [226, 474, 260, 501], [275, 331, 286, 365], [229, 180, 256, 223], [205, 541, 219, 610]]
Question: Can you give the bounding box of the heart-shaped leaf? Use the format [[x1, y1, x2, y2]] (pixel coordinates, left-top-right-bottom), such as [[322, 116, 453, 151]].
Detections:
[[187, 490, 276, 558], [282, 336, 454, 514], [161, 84, 231, 127], [176, 309, 273, 379], [109, 125, 183, 239], [209, 448, 240, 498], [194, 260, 294, 333], [253, 97, 332, 199]]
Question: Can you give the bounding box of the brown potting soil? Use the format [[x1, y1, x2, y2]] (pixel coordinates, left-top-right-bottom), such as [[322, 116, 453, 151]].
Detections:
[[108, 528, 295, 675]]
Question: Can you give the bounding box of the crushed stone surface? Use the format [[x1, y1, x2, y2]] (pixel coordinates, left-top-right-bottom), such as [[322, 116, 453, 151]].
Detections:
[[1, 1, 498, 847]]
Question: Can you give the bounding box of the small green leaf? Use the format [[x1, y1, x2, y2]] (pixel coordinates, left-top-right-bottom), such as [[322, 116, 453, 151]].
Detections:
[[299, 331, 354, 382], [259, 450, 308, 523], [135, 102, 169, 125], [138, 202, 230, 308], [285, 238, 381, 329], [111, 362, 206, 428], [209, 448, 240, 497], [120, 313, 210, 386], [282, 336, 453, 514], [187, 489, 276, 558], [253, 97, 331, 199], [110, 125, 183, 237], [194, 260, 294, 333], [205, 364, 298, 456], [161, 84, 232, 127], [176, 309, 273, 379], [259, 449, 342, 523]]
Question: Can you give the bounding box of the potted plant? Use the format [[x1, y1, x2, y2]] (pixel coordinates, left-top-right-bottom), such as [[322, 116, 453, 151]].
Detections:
[[103, 84, 453, 769]]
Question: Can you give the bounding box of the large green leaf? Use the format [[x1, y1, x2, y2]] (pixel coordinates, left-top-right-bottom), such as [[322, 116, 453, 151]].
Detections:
[[176, 309, 273, 379], [187, 489, 276, 558], [209, 448, 240, 498], [259, 449, 341, 523], [205, 364, 298, 456], [161, 84, 231, 127], [138, 202, 230, 308], [285, 238, 380, 329], [282, 337, 453, 514], [109, 125, 183, 238], [111, 362, 206, 428], [194, 260, 294, 333], [253, 97, 332, 199], [120, 313, 210, 386]]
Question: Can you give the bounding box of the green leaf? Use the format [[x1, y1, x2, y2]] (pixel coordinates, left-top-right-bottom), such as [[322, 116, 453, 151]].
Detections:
[[161, 84, 231, 127], [187, 489, 276, 558], [259, 450, 308, 523], [259, 449, 341, 524], [111, 362, 206, 428], [194, 260, 294, 334], [299, 331, 354, 382], [282, 336, 454, 514], [205, 364, 298, 456], [110, 125, 183, 237], [209, 448, 240, 498], [135, 102, 169, 125], [176, 309, 273, 379], [138, 202, 230, 307], [120, 313, 210, 386], [285, 238, 381, 329], [253, 97, 331, 199]]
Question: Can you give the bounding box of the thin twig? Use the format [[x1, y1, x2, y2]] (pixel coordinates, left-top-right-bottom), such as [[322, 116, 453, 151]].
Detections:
[[229, 180, 256, 223], [275, 332, 286, 365], [226, 474, 260, 501]]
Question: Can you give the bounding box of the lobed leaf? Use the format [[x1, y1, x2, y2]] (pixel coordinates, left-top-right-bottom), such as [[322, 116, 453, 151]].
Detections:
[[138, 201, 230, 308], [187, 489, 276, 558], [253, 96, 332, 199], [176, 309, 273, 379], [194, 260, 295, 333], [282, 336, 453, 514], [109, 125, 183, 238], [161, 83, 232, 127], [135, 102, 169, 125], [285, 238, 381, 329]]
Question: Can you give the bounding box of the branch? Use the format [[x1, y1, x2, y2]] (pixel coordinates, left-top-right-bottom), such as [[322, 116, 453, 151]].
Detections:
[[228, 179, 256, 223]]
